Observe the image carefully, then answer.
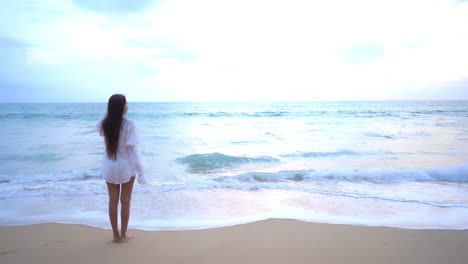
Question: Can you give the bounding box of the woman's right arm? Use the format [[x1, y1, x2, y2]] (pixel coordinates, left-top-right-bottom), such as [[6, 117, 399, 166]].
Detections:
[[125, 120, 148, 184]]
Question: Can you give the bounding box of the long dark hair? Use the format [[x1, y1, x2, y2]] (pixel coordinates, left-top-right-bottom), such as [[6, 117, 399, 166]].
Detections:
[[101, 94, 126, 160]]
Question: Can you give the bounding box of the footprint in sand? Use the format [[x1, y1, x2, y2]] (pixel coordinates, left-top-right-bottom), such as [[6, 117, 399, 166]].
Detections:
[[0, 248, 19, 255], [43, 240, 67, 247]]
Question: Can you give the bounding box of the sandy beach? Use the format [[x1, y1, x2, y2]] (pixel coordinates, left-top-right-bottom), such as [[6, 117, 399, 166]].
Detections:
[[1, 219, 467, 264]]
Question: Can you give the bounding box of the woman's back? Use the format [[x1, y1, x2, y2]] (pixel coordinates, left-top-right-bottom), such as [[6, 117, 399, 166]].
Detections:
[[98, 117, 144, 184]]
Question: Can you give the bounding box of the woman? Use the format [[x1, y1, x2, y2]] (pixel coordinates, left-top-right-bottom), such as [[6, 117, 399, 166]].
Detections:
[[97, 94, 147, 243]]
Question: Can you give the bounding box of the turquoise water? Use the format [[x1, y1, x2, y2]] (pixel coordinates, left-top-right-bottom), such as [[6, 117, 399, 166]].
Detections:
[[0, 101, 467, 230]]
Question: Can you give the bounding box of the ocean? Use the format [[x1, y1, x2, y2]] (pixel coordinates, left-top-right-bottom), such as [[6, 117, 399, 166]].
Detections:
[[0, 101, 467, 230]]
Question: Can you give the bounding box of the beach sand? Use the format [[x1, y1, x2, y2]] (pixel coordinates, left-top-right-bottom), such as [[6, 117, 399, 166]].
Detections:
[[1, 219, 467, 264]]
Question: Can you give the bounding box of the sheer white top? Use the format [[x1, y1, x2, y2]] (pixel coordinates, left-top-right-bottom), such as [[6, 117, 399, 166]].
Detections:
[[97, 118, 147, 184]]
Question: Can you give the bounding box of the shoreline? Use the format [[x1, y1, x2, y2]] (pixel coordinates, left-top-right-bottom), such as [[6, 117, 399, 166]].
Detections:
[[1, 219, 467, 264]]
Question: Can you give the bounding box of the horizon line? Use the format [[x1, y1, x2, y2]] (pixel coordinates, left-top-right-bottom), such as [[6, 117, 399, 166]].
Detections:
[[1, 99, 468, 104]]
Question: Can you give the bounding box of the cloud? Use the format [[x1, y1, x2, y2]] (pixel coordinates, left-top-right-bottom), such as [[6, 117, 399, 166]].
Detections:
[[1, 0, 467, 102], [0, 36, 32, 48], [123, 38, 172, 49], [392, 77, 468, 100], [0, 36, 31, 88], [342, 42, 385, 64], [122, 38, 194, 61], [454, 0, 468, 5], [73, 0, 159, 15]]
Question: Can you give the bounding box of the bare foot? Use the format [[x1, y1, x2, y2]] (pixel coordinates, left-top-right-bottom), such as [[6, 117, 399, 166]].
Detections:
[[118, 235, 133, 243], [112, 232, 120, 243]]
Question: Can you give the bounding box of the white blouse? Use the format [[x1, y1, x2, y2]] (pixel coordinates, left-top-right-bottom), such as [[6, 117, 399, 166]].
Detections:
[[97, 118, 147, 184]]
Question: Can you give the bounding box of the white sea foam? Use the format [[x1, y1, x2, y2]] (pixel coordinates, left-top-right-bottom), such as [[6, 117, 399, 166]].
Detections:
[[226, 163, 468, 183], [0, 169, 101, 184], [1, 188, 467, 231], [1, 164, 467, 212]]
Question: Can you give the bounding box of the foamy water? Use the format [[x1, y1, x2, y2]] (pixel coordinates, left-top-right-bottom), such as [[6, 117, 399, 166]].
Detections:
[[0, 101, 467, 230]]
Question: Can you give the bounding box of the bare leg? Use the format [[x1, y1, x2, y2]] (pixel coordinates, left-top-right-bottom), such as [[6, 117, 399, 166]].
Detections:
[[106, 181, 121, 242], [119, 176, 135, 243]]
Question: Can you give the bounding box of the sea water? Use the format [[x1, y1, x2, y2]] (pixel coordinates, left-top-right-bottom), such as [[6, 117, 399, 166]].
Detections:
[[0, 101, 467, 230]]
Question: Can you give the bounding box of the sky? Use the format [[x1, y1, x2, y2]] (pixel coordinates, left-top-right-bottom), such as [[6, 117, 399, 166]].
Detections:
[[0, 0, 468, 102]]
